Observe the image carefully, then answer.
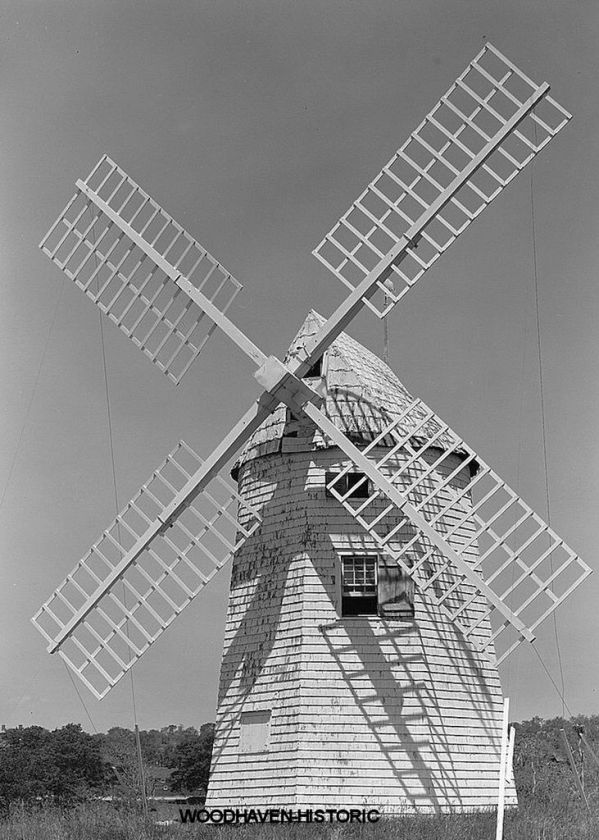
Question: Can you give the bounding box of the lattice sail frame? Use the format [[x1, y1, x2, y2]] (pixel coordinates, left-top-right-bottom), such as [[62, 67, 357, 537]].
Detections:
[[40, 156, 242, 384], [32, 43, 588, 698], [325, 397, 591, 664], [313, 42, 571, 316], [32, 442, 262, 699]]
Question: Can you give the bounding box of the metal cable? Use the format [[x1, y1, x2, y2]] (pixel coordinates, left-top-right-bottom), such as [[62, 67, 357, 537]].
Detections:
[[531, 643, 573, 718], [530, 121, 566, 715], [63, 659, 98, 733], [88, 207, 142, 730]]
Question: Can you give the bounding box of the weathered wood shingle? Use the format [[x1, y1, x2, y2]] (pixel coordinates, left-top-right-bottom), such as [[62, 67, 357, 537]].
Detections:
[[206, 312, 515, 813], [234, 310, 464, 474]]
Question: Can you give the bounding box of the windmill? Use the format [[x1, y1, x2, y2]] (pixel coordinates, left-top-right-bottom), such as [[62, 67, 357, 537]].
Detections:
[[32, 43, 591, 812]]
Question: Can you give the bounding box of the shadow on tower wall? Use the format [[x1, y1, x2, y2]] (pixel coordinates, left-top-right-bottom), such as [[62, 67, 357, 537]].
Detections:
[[208, 388, 502, 811]]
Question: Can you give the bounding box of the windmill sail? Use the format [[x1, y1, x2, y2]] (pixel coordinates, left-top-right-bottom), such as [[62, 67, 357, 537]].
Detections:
[[313, 42, 571, 317], [33, 45, 588, 700], [40, 156, 245, 384], [31, 441, 261, 698], [310, 397, 591, 663]]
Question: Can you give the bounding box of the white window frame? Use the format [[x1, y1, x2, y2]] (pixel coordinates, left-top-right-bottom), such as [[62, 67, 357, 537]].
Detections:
[[339, 552, 379, 617]]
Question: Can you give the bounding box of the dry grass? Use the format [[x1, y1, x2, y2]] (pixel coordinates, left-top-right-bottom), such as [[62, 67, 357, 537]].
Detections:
[[1, 799, 597, 840]]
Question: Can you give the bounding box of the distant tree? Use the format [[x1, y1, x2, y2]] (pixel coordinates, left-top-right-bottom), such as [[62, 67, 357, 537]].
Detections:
[[0, 722, 217, 812], [0, 724, 103, 811], [169, 723, 214, 795], [156, 724, 199, 767], [0, 726, 53, 810], [102, 727, 142, 800], [100, 724, 208, 797], [46, 724, 104, 803], [138, 728, 165, 766], [513, 715, 599, 807]]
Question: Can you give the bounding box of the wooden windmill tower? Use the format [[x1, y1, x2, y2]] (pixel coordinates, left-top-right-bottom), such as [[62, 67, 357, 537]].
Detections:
[[205, 310, 522, 812], [32, 44, 591, 814]]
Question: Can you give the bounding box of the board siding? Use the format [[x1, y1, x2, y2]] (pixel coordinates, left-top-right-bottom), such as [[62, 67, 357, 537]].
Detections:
[[205, 443, 517, 813]]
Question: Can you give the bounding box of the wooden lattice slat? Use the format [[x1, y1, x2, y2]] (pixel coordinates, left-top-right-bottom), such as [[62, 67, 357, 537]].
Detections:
[[313, 42, 571, 317], [33, 44, 586, 703], [40, 156, 243, 384], [31, 441, 261, 698], [325, 396, 591, 663]]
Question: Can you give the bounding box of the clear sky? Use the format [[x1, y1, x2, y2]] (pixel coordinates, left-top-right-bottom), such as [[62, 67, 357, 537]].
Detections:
[[1, 0, 598, 734]]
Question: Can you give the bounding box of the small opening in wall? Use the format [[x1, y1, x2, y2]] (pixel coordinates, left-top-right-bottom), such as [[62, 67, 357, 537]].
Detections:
[[303, 357, 322, 378], [326, 471, 370, 499], [283, 409, 300, 438]]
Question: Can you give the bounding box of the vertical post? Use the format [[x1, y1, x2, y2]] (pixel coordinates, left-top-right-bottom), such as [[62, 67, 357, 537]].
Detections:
[[560, 729, 590, 813], [576, 726, 585, 792], [135, 724, 149, 818], [506, 725, 516, 785], [495, 697, 510, 840]]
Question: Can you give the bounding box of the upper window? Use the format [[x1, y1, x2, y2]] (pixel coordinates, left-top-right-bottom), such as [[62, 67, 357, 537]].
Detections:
[[303, 357, 322, 378], [325, 470, 370, 499], [340, 554, 415, 620], [283, 409, 299, 438]]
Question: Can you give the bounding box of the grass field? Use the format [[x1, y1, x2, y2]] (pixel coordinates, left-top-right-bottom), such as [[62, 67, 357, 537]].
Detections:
[[1, 799, 597, 840]]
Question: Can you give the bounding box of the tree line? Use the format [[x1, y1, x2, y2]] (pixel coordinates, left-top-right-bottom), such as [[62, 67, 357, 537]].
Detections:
[[513, 714, 599, 806], [0, 722, 214, 812], [1, 714, 598, 813]]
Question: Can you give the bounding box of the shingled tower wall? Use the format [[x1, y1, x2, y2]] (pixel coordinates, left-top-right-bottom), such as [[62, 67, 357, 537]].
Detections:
[[205, 312, 517, 813]]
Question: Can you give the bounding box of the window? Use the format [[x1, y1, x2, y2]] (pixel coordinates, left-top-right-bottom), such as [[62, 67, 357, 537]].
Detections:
[[340, 554, 415, 619], [303, 357, 322, 378], [325, 470, 370, 499], [283, 408, 300, 438], [239, 710, 271, 753], [341, 555, 377, 616]]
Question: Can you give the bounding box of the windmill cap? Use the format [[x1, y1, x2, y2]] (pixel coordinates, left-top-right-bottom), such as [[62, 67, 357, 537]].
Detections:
[[232, 310, 476, 478]]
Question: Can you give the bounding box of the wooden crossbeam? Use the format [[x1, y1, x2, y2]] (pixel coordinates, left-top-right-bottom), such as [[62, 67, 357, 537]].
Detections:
[[299, 400, 534, 648], [313, 42, 569, 318], [33, 44, 585, 699], [77, 179, 268, 370]]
